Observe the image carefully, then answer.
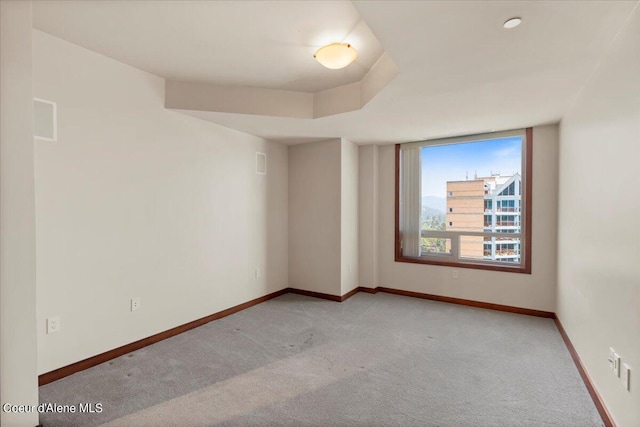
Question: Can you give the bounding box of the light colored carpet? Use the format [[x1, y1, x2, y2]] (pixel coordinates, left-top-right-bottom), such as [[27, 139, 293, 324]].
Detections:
[[39, 292, 603, 426]]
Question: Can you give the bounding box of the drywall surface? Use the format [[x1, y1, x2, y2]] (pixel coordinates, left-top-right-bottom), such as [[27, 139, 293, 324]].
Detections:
[[358, 145, 379, 289], [32, 30, 288, 374], [557, 7, 640, 426], [341, 139, 359, 294], [165, 80, 314, 119], [288, 139, 342, 295], [0, 2, 40, 426], [375, 125, 559, 312]]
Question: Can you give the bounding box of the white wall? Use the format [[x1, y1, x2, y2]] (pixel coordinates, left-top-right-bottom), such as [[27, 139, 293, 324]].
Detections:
[[33, 30, 288, 374], [369, 125, 559, 312], [288, 139, 342, 296], [0, 2, 40, 426], [557, 7, 640, 426], [341, 139, 359, 294]]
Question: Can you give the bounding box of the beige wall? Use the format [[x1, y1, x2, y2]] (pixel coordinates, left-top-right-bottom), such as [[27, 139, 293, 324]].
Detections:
[[358, 145, 379, 289], [0, 2, 40, 426], [557, 7, 640, 427], [369, 124, 558, 312], [341, 139, 359, 294], [289, 138, 360, 296], [165, 80, 314, 119], [288, 139, 342, 295], [33, 30, 289, 374]]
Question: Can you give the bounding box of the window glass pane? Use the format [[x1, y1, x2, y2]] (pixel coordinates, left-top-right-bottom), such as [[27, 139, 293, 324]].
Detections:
[[420, 237, 452, 255], [459, 235, 484, 259], [419, 136, 523, 265], [459, 236, 522, 263]]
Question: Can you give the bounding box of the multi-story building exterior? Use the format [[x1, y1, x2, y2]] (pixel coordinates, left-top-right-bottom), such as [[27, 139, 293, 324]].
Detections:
[[444, 179, 485, 259], [445, 173, 521, 263]]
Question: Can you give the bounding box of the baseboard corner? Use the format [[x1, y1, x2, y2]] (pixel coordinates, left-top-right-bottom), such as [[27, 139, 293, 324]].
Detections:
[[553, 316, 616, 427]]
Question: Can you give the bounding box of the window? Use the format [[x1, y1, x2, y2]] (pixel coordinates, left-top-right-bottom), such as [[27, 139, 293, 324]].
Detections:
[[395, 128, 532, 273]]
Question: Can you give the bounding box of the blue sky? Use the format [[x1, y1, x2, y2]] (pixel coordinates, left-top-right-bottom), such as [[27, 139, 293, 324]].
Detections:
[[421, 137, 522, 198]]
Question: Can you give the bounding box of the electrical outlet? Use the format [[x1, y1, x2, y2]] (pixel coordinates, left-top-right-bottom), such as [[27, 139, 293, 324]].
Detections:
[[255, 268, 261, 278], [622, 363, 631, 391], [452, 270, 459, 279], [47, 317, 60, 334], [348, 264, 352, 273], [131, 297, 141, 312]]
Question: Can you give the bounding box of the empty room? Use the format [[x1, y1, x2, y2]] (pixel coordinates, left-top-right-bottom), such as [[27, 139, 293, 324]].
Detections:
[[1, 1, 638, 426]]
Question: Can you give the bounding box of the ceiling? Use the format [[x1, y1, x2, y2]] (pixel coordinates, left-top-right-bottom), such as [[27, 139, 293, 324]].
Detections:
[[32, 0, 384, 93], [33, 0, 638, 145]]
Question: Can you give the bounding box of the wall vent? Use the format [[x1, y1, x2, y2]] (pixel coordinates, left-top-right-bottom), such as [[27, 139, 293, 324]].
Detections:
[[34, 98, 57, 142], [256, 152, 267, 175]]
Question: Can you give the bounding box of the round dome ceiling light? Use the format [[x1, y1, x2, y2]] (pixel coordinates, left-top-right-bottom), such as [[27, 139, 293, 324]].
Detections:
[[314, 43, 358, 70], [503, 17, 522, 29]]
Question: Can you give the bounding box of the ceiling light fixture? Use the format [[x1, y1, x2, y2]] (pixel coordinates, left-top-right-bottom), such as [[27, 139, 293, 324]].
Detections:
[[503, 17, 522, 29], [314, 43, 358, 70]]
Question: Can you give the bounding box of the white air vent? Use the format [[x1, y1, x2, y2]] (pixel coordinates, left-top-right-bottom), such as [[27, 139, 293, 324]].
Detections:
[[256, 152, 267, 175], [34, 98, 57, 142]]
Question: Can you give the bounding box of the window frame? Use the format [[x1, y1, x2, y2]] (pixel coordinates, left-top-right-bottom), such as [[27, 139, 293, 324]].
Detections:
[[394, 127, 532, 274]]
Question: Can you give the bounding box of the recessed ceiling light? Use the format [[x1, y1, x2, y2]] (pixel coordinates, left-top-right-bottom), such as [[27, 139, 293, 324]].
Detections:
[[314, 43, 358, 70], [503, 17, 522, 29]]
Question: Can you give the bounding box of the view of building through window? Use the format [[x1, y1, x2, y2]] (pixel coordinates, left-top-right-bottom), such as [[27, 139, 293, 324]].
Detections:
[[420, 136, 523, 263]]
